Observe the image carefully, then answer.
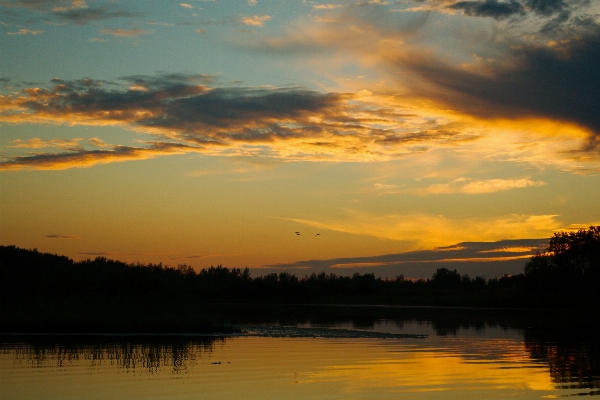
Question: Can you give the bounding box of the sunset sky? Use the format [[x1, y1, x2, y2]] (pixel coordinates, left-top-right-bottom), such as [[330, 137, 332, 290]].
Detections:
[[1, 0, 599, 279]]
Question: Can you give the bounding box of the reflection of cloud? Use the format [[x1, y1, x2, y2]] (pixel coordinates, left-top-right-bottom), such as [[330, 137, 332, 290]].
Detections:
[[304, 346, 555, 393], [44, 234, 79, 239]]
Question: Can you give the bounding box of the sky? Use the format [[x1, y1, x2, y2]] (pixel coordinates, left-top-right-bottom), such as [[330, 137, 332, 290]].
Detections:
[[1, 0, 599, 279]]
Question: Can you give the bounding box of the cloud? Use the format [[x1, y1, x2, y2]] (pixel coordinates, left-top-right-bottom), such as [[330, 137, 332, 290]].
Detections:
[[374, 183, 398, 190], [0, 142, 203, 171], [0, 1, 138, 25], [266, 238, 549, 278], [44, 234, 79, 239], [1, 75, 598, 171], [7, 28, 43, 35], [243, 0, 600, 140], [313, 4, 345, 10], [423, 177, 546, 194], [398, 29, 600, 137], [447, 0, 525, 19], [240, 15, 272, 26], [99, 28, 151, 37], [284, 212, 563, 248], [9, 138, 82, 151]]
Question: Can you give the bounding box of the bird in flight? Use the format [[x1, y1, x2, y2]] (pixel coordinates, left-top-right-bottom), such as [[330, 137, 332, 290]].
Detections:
[[295, 231, 300, 235]]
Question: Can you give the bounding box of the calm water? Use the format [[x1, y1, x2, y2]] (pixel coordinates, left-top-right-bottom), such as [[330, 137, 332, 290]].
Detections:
[[2, 306, 599, 399]]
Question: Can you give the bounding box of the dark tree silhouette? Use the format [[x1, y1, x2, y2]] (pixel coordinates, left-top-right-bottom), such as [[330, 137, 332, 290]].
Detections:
[[430, 268, 462, 290], [524, 226, 600, 306]]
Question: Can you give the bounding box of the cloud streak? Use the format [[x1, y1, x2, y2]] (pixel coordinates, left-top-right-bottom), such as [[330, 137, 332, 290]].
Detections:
[[7, 28, 43, 35], [44, 234, 79, 239], [240, 15, 272, 27], [423, 177, 546, 194], [266, 238, 549, 278], [284, 212, 562, 248], [0, 142, 202, 171], [0, 0, 138, 25], [1, 74, 598, 171], [99, 28, 151, 37]]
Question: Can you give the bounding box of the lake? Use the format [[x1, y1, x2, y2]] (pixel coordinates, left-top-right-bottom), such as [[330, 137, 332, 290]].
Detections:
[[1, 305, 599, 399]]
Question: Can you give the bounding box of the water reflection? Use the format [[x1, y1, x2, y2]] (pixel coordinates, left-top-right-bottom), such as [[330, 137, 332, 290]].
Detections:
[[1, 335, 222, 374], [525, 330, 600, 395], [2, 307, 600, 398]]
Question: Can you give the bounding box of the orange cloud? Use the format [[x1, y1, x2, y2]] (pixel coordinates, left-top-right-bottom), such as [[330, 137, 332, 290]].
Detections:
[[7, 28, 43, 35], [423, 177, 546, 194], [241, 15, 271, 27], [1, 76, 599, 172], [285, 212, 562, 250], [99, 28, 151, 37]]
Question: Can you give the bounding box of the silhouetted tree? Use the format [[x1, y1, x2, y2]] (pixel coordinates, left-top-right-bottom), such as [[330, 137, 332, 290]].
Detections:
[[525, 226, 600, 305], [430, 268, 461, 291]]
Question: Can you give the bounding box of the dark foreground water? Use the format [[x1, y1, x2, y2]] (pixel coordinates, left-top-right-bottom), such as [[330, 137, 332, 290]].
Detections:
[[2, 305, 599, 399]]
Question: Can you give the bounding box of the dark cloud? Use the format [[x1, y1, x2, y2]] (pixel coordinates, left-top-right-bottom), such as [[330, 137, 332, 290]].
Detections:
[[146, 87, 341, 129], [265, 239, 548, 279], [525, 0, 568, 15], [446, 0, 590, 22], [3, 76, 344, 136], [0, 1, 138, 25], [402, 27, 600, 136], [2, 75, 432, 168], [0, 142, 202, 170], [121, 73, 219, 89], [55, 7, 137, 25], [44, 234, 79, 239], [447, 0, 524, 19]]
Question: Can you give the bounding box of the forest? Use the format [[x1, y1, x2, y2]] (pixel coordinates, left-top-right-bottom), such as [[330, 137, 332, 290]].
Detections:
[[1, 226, 598, 332]]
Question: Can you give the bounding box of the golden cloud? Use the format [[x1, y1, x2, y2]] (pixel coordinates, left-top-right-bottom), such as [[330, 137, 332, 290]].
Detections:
[[1, 77, 599, 172], [285, 212, 563, 250], [99, 28, 151, 37], [7, 28, 43, 35], [241, 15, 272, 27], [423, 177, 546, 195]]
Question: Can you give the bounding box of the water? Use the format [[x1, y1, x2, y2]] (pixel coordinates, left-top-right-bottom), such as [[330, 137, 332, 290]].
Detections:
[[1, 306, 599, 399]]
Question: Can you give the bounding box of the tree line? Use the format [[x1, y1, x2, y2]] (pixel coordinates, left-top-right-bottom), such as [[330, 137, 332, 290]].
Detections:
[[1, 226, 598, 309]]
